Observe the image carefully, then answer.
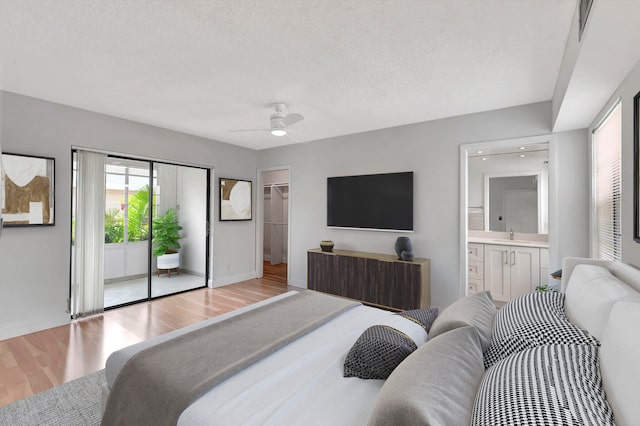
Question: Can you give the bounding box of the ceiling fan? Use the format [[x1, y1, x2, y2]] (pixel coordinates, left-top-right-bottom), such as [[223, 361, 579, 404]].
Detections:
[[230, 103, 304, 137]]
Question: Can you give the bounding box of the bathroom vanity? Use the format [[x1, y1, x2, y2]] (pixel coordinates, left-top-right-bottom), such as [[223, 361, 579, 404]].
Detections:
[[467, 232, 548, 303]]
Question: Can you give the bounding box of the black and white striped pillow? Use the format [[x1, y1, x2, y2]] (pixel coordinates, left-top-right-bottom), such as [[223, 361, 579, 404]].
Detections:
[[472, 344, 615, 426], [483, 292, 599, 368]]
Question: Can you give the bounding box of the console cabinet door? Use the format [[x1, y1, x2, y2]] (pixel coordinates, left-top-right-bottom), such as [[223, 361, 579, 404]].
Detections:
[[484, 245, 510, 302], [308, 251, 337, 295], [334, 254, 366, 301]]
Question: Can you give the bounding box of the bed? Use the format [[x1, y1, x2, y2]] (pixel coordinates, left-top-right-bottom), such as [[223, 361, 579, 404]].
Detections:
[[102, 257, 640, 426]]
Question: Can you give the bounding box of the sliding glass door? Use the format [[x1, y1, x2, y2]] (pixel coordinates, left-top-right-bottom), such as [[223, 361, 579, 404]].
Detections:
[[151, 163, 209, 299], [103, 157, 154, 307], [71, 150, 210, 315]]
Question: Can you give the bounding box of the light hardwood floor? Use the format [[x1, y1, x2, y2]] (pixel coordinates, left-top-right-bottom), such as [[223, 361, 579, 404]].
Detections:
[[0, 262, 289, 407]]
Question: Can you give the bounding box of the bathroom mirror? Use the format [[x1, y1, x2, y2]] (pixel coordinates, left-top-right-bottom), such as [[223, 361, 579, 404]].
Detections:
[[467, 143, 548, 234]]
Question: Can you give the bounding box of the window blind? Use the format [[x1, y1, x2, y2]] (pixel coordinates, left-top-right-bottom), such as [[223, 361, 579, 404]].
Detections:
[[592, 102, 622, 261]]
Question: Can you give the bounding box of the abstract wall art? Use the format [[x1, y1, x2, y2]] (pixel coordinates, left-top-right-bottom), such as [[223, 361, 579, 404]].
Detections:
[[1, 153, 55, 226], [219, 178, 252, 221]]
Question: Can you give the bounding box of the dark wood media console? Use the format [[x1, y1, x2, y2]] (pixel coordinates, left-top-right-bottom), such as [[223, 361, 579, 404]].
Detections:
[[307, 248, 431, 310]]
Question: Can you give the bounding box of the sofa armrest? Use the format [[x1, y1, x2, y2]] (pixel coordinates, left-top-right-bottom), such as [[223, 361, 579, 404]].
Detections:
[[560, 257, 611, 293]]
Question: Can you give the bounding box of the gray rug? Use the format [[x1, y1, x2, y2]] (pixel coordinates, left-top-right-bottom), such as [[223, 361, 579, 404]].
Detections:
[[0, 370, 104, 426]]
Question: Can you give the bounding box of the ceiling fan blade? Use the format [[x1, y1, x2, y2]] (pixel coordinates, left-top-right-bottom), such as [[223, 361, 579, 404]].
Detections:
[[285, 133, 301, 143], [282, 113, 304, 127], [228, 128, 269, 133]]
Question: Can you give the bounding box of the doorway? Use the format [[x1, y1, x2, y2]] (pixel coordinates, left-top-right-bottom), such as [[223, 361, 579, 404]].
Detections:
[[257, 168, 291, 284], [459, 135, 551, 300], [70, 150, 211, 317]]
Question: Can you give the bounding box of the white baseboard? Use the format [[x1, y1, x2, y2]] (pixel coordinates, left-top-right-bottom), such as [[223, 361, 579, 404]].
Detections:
[[211, 271, 257, 288], [0, 314, 70, 341], [289, 278, 307, 288]]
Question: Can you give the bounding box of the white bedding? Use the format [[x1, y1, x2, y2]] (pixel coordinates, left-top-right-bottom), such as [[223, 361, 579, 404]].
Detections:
[[105, 291, 396, 425], [178, 303, 392, 425]]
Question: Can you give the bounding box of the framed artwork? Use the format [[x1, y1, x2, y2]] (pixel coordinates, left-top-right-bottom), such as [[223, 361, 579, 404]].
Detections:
[[1, 153, 55, 227], [634, 91, 640, 243], [219, 178, 252, 221]]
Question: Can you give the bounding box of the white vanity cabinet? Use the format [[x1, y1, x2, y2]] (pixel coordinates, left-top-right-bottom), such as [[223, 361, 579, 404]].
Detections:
[[484, 245, 539, 302], [467, 243, 485, 294], [467, 240, 548, 302]]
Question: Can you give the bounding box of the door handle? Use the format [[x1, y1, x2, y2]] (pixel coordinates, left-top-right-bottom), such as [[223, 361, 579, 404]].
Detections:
[[503, 250, 508, 265], [511, 251, 515, 266]]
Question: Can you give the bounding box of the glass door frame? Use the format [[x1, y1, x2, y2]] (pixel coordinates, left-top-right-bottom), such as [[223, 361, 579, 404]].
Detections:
[[70, 149, 212, 312]]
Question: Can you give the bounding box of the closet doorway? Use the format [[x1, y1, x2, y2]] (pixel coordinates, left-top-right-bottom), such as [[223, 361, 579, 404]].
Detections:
[[259, 168, 290, 284]]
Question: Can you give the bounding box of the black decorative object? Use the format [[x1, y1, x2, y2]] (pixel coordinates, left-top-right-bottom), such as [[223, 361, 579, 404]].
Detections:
[[401, 250, 414, 262], [320, 240, 334, 252], [394, 236, 412, 260]]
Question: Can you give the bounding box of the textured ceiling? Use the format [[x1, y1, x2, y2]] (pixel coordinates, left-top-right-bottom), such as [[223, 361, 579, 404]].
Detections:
[[0, 1, 577, 150]]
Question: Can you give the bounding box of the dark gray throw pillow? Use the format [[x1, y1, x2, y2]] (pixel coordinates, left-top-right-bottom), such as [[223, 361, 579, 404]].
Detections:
[[397, 307, 439, 332], [343, 325, 417, 380]]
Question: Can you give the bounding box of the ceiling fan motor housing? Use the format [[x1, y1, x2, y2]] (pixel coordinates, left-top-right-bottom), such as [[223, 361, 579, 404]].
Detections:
[[270, 115, 286, 132]]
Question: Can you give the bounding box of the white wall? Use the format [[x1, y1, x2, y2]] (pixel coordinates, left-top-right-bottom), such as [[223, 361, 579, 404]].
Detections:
[[258, 102, 577, 309], [0, 91, 258, 339], [588, 59, 640, 269], [177, 166, 207, 276], [548, 129, 590, 274]]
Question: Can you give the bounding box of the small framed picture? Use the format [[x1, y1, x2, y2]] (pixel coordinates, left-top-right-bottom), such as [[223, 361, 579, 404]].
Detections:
[[219, 178, 252, 221], [1, 153, 55, 227]]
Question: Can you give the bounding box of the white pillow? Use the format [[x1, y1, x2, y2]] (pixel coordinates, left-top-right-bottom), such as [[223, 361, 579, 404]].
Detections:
[[600, 301, 640, 426], [565, 264, 639, 340]]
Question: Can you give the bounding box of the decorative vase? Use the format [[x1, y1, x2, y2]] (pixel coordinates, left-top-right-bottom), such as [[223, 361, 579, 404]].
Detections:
[[401, 250, 414, 262], [394, 237, 412, 260], [320, 240, 334, 252]]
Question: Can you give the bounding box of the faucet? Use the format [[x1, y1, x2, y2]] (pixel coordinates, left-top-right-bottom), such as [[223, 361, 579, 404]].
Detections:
[[509, 228, 514, 240]]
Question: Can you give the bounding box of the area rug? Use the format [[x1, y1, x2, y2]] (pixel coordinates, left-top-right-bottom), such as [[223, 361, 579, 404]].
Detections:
[[0, 369, 104, 426]]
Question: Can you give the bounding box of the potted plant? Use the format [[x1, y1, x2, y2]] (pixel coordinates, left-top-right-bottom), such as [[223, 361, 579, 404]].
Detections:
[[152, 208, 182, 277]]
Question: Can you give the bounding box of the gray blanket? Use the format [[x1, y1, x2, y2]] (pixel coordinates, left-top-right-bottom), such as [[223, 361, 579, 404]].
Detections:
[[101, 291, 359, 426]]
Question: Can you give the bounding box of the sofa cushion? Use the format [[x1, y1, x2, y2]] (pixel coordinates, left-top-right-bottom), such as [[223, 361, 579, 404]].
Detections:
[[429, 291, 496, 351], [565, 264, 640, 340], [369, 326, 484, 426], [599, 300, 640, 426], [483, 292, 599, 368], [472, 344, 614, 426]]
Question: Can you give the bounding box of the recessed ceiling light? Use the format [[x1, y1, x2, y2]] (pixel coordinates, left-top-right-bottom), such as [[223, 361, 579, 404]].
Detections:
[[477, 150, 483, 154], [519, 154, 526, 158], [519, 146, 526, 150], [482, 157, 487, 161]]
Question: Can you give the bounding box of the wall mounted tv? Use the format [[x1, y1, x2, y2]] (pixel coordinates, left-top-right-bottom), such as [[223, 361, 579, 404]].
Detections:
[[327, 171, 414, 231]]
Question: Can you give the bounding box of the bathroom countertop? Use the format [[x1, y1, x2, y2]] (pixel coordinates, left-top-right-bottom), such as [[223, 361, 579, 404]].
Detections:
[[468, 237, 549, 249]]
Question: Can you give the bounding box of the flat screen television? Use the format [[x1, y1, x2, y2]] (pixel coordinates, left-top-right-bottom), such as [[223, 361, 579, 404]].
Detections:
[[327, 171, 413, 231]]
